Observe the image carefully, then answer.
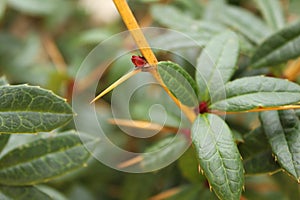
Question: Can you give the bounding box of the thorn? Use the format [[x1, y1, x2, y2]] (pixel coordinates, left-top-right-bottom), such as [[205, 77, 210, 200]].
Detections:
[[90, 69, 141, 104], [209, 185, 212, 191], [117, 156, 143, 169], [198, 165, 201, 173]]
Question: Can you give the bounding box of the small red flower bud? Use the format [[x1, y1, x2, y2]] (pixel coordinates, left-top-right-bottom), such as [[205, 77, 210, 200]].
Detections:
[[195, 101, 209, 114], [131, 55, 147, 68]]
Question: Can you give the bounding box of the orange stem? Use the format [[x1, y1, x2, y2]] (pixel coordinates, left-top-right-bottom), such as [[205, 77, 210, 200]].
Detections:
[[112, 0, 158, 65], [112, 0, 196, 122]]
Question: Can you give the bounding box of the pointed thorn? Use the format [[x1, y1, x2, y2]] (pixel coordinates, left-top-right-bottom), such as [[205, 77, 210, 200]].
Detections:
[[90, 69, 141, 104]]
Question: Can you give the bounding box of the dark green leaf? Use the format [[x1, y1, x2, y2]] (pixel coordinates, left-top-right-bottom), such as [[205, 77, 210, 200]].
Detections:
[[0, 85, 73, 133], [0, 131, 93, 185], [239, 127, 269, 159], [254, 0, 285, 30], [36, 185, 67, 200], [192, 114, 244, 200], [239, 127, 280, 175], [243, 150, 280, 175], [178, 147, 205, 184], [196, 31, 239, 101], [142, 134, 188, 171], [157, 61, 199, 107], [0, 185, 52, 200], [218, 5, 272, 44], [260, 110, 300, 182], [210, 76, 300, 112], [0, 134, 9, 154], [251, 20, 300, 68], [0, 78, 10, 150]]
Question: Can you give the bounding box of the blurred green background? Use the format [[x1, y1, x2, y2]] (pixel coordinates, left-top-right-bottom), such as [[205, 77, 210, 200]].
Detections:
[[1, 0, 300, 199]]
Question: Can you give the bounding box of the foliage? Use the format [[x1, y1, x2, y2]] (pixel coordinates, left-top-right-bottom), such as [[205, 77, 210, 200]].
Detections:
[[1, 0, 300, 200]]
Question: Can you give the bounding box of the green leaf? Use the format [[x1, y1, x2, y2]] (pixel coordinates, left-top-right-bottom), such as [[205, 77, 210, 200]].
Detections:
[[178, 147, 205, 184], [142, 134, 188, 171], [151, 4, 226, 34], [36, 185, 67, 200], [210, 76, 300, 112], [239, 127, 280, 175], [251, 20, 300, 68], [0, 85, 73, 133], [157, 61, 199, 107], [0, 185, 52, 200], [254, 0, 285, 31], [243, 150, 280, 175], [260, 110, 300, 182], [196, 31, 239, 101], [218, 5, 272, 44], [0, 134, 9, 155], [0, 131, 93, 185], [192, 114, 244, 200], [239, 127, 269, 158]]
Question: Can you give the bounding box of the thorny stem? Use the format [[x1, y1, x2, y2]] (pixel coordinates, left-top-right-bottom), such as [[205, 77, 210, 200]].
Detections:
[[112, 0, 158, 65], [112, 0, 196, 122]]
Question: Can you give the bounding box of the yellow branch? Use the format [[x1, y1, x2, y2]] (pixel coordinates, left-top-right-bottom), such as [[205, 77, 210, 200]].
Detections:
[[113, 0, 158, 65], [112, 0, 196, 122]]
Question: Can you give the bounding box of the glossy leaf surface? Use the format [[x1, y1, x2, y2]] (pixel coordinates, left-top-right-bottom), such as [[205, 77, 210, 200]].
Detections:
[[192, 114, 244, 200], [210, 76, 300, 112], [157, 61, 199, 107], [0, 85, 73, 133], [251, 20, 300, 68], [0, 185, 52, 200], [0, 131, 92, 185], [239, 127, 280, 175], [260, 110, 300, 182], [196, 31, 239, 101]]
